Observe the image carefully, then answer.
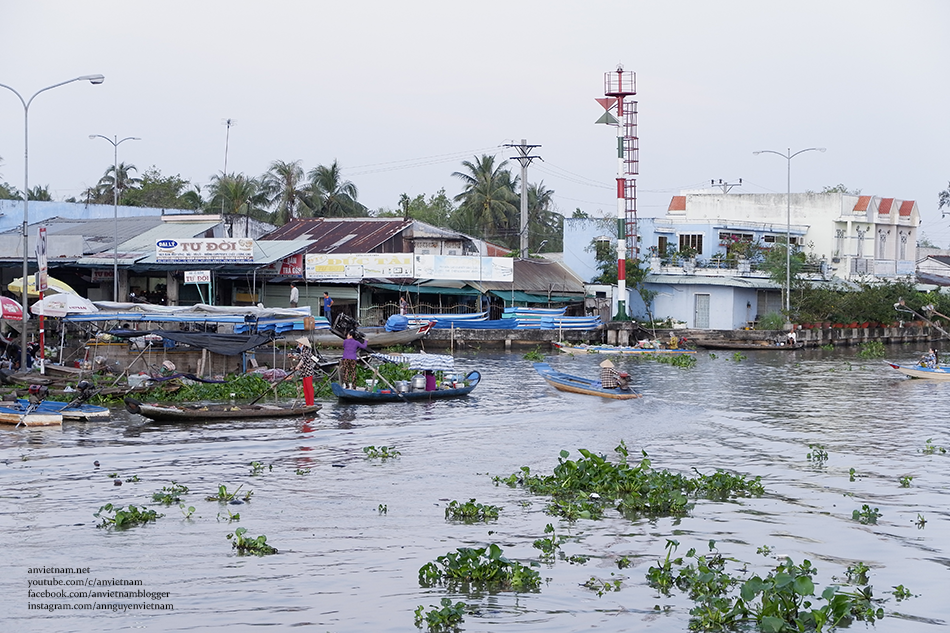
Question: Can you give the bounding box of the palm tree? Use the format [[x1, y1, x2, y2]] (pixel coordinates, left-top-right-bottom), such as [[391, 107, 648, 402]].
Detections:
[[307, 160, 364, 217], [940, 182, 950, 214], [179, 184, 204, 211], [527, 181, 562, 252], [206, 172, 269, 225], [260, 159, 311, 225], [450, 155, 519, 248], [27, 185, 53, 201], [95, 162, 141, 204]]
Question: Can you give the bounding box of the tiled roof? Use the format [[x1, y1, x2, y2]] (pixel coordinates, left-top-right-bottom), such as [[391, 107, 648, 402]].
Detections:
[[878, 198, 894, 215], [899, 200, 915, 217], [669, 196, 686, 211], [853, 196, 872, 212]]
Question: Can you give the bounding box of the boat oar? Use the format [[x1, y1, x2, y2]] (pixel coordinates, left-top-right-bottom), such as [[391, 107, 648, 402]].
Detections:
[[249, 367, 299, 406]]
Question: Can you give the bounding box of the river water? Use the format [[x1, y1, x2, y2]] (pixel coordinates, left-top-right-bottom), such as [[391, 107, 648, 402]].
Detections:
[[2, 347, 949, 632]]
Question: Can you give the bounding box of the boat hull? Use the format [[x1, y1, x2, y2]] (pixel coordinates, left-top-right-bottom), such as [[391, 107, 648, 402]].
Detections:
[[14, 399, 110, 421], [124, 399, 321, 422], [886, 362, 950, 380], [0, 407, 63, 426], [692, 341, 803, 350], [533, 363, 641, 400], [331, 371, 480, 402], [554, 342, 695, 355]]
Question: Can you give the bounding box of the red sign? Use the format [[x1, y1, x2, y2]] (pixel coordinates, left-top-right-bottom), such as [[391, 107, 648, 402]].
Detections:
[[279, 253, 303, 277]]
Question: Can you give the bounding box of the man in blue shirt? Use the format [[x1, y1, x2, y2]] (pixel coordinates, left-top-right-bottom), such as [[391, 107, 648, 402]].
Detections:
[[323, 291, 333, 325]]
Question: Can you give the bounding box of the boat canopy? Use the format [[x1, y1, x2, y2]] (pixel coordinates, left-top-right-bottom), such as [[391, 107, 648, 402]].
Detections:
[[370, 352, 454, 371]]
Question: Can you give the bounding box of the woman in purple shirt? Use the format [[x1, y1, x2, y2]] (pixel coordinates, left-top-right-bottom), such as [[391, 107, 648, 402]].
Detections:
[[340, 331, 368, 389]]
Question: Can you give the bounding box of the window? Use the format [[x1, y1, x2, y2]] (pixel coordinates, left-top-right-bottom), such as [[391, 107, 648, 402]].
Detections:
[[835, 229, 845, 256], [678, 234, 703, 255], [657, 235, 668, 256], [899, 231, 908, 260], [764, 234, 800, 246]]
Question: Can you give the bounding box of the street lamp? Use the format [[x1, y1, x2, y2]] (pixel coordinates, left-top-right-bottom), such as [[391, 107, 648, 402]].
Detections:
[[0, 74, 105, 371], [753, 147, 826, 314], [89, 134, 141, 300]]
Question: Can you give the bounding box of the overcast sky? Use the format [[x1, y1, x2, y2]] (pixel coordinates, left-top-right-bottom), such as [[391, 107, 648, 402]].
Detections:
[[2, 1, 949, 243]]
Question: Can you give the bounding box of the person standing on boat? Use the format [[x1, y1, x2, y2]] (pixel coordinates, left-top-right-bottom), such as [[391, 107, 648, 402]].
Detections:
[[399, 296, 408, 315], [340, 330, 368, 389], [599, 359, 620, 389], [323, 291, 333, 325], [289, 283, 299, 308], [292, 337, 317, 406]]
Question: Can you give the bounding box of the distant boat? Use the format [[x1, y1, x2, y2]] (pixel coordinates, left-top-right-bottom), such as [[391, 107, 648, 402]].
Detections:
[[533, 362, 642, 400], [124, 398, 321, 422], [692, 340, 803, 351], [885, 362, 950, 380], [554, 342, 696, 355]]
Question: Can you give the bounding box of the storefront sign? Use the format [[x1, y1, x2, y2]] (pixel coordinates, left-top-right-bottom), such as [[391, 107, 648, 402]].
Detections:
[[413, 255, 513, 282], [279, 253, 303, 277], [185, 270, 212, 284], [156, 238, 254, 263], [305, 254, 413, 279]]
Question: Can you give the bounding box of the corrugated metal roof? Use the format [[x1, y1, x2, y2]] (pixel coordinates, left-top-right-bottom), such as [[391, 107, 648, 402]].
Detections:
[[475, 259, 585, 295], [263, 217, 412, 253]]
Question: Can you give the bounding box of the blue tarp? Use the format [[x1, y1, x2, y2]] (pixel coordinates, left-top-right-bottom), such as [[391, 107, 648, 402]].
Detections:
[[385, 314, 410, 332]]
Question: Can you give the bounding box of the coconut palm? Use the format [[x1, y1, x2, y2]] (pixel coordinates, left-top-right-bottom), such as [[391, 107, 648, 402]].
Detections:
[[450, 155, 519, 248], [206, 172, 269, 222], [527, 181, 562, 252], [306, 160, 364, 217], [260, 159, 312, 225], [26, 185, 53, 201], [94, 162, 141, 204]]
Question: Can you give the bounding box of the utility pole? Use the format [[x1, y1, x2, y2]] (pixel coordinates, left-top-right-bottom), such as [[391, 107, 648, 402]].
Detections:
[[504, 139, 541, 256], [710, 178, 742, 194]]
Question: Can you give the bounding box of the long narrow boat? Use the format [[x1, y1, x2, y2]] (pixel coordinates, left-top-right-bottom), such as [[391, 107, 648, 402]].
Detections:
[[533, 363, 642, 400], [554, 342, 696, 355], [331, 370, 481, 402], [692, 340, 804, 350], [16, 399, 110, 421], [0, 406, 63, 426], [124, 398, 321, 422], [885, 362, 950, 380]]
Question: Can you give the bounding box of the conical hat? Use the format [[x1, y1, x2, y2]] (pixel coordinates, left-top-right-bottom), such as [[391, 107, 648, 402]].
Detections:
[[599, 359, 615, 368], [296, 336, 312, 348]]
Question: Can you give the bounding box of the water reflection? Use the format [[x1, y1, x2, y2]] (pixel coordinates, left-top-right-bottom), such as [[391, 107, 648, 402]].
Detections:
[[2, 348, 949, 631]]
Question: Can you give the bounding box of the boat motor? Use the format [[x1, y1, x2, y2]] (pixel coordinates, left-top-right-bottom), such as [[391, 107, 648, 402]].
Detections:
[[617, 372, 631, 391], [27, 384, 49, 406]]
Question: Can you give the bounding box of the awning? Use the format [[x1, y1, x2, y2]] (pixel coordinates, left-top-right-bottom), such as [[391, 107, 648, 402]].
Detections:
[[490, 290, 580, 304], [368, 282, 480, 296]]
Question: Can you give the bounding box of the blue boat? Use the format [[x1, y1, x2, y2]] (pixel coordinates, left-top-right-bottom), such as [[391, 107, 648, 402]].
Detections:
[[331, 371, 481, 403], [4, 398, 110, 421], [533, 362, 641, 400]]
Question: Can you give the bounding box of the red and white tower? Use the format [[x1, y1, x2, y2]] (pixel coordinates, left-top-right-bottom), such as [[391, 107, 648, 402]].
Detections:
[[595, 65, 638, 320]]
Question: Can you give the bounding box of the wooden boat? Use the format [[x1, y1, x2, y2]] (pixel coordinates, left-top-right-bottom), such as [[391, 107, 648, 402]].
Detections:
[[533, 362, 642, 400], [885, 362, 950, 380], [331, 370, 481, 402], [0, 406, 63, 426], [691, 340, 804, 350], [124, 398, 321, 422], [12, 398, 110, 421], [554, 342, 696, 355]]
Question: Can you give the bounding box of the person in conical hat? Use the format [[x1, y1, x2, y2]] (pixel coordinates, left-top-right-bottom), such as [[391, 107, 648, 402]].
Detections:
[[599, 358, 619, 389], [292, 337, 316, 405], [296, 336, 312, 348]]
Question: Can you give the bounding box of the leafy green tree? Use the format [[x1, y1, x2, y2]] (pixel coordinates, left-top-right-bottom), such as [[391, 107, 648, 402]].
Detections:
[[90, 162, 142, 204], [121, 167, 196, 209], [26, 185, 52, 201], [571, 208, 590, 219], [206, 172, 269, 220], [527, 181, 562, 252], [820, 183, 862, 195], [306, 160, 364, 217], [377, 189, 455, 226], [260, 159, 311, 224], [939, 182, 950, 213], [450, 155, 519, 248], [0, 182, 18, 200]]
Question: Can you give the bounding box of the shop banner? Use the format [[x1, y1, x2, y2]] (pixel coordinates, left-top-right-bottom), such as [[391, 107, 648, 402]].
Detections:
[[305, 253, 413, 279], [413, 255, 513, 282], [156, 238, 254, 263]]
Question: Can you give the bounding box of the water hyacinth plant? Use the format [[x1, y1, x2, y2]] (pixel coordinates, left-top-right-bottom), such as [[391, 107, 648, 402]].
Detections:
[[418, 543, 541, 592]]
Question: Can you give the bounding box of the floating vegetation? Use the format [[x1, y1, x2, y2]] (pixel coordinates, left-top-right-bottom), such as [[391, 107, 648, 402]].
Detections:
[[152, 482, 189, 505], [921, 438, 946, 455], [820, 343, 835, 351], [532, 523, 565, 559], [892, 585, 916, 601], [647, 540, 889, 630], [295, 468, 311, 475], [731, 352, 747, 362], [616, 556, 632, 569], [227, 527, 277, 555], [899, 475, 913, 488], [582, 574, 622, 596], [205, 484, 248, 502], [649, 354, 697, 368], [249, 461, 272, 476], [844, 562, 870, 585], [217, 509, 240, 523], [852, 504, 881, 524], [915, 513, 927, 529], [363, 445, 401, 459], [444, 498, 500, 523], [378, 504, 388, 514], [179, 504, 196, 519], [523, 346, 545, 361], [495, 442, 764, 521], [858, 340, 886, 358], [413, 598, 472, 632], [124, 474, 140, 483], [708, 353, 718, 360], [95, 504, 162, 529], [418, 543, 541, 592], [807, 444, 829, 462]]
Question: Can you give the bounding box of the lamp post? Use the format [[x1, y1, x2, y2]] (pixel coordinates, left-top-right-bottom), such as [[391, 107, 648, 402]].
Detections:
[[0, 74, 105, 371], [753, 147, 825, 314], [89, 134, 140, 300]]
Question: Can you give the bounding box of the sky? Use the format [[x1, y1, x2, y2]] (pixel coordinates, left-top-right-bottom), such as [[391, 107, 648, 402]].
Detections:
[[1, 1, 949, 243]]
